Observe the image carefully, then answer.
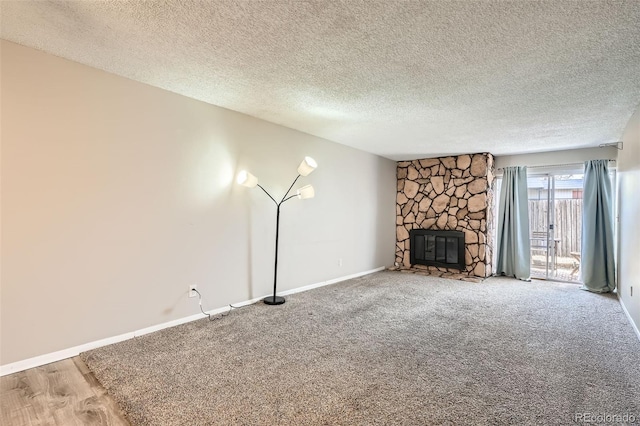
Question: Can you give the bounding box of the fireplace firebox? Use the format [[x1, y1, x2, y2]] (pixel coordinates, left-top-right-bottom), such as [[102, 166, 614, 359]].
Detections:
[[409, 229, 465, 271]]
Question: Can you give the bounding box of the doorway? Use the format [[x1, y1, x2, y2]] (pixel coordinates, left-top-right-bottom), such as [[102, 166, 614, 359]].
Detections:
[[527, 173, 584, 282]]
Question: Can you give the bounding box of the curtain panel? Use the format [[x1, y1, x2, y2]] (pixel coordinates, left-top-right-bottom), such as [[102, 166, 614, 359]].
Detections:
[[581, 159, 615, 293], [496, 166, 531, 280]]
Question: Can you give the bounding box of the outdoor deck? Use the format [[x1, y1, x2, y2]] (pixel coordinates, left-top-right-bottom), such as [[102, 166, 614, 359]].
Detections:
[[531, 253, 581, 283]]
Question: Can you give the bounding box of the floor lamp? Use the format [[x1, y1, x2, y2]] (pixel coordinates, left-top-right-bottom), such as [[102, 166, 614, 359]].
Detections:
[[237, 157, 317, 305]]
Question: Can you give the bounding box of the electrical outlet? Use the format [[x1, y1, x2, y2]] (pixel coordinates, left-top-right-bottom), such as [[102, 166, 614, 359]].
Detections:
[[338, 258, 343, 267], [189, 284, 197, 298]]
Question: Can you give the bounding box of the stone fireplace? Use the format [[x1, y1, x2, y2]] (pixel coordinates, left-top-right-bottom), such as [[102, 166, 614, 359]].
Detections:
[[395, 153, 495, 278]]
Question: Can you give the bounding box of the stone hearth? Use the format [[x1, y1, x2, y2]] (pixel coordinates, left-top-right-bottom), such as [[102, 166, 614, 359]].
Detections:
[[396, 153, 495, 278]]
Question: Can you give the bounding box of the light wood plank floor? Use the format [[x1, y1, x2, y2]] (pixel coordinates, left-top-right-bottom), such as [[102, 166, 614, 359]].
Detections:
[[1, 357, 129, 426]]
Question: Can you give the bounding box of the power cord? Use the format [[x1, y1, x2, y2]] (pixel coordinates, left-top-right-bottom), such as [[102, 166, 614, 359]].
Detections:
[[192, 288, 244, 321]]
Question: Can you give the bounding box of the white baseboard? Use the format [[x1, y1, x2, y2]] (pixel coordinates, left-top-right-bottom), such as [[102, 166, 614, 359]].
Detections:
[[618, 295, 640, 342], [0, 266, 386, 377], [279, 266, 386, 296]]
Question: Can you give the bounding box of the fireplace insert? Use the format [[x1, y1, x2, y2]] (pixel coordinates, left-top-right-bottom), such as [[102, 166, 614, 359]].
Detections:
[[409, 229, 465, 271]]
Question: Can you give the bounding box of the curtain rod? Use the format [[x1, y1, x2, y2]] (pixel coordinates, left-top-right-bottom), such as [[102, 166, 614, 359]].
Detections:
[[496, 159, 616, 171], [599, 141, 623, 150]]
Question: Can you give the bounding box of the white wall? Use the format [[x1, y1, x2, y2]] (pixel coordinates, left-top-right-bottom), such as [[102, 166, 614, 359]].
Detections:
[[0, 41, 396, 366], [617, 105, 640, 337], [495, 146, 618, 171]]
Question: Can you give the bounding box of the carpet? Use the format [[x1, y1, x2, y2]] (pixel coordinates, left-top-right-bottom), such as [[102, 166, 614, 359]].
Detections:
[[81, 272, 640, 425]]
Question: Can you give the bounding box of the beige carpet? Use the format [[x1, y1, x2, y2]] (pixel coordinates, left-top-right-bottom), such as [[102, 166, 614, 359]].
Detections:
[[82, 272, 640, 425]]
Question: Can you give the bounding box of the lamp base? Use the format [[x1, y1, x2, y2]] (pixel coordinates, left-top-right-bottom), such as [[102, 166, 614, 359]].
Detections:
[[263, 295, 285, 305]]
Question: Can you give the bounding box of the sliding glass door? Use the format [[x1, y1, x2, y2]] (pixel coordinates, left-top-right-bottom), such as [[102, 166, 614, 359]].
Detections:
[[527, 173, 584, 282], [528, 175, 552, 279]]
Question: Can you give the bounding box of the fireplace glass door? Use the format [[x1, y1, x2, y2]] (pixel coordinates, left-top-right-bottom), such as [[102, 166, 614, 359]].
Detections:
[[410, 230, 464, 270]]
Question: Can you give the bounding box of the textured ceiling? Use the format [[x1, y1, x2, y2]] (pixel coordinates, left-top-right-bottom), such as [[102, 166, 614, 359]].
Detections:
[[2, 1, 639, 160]]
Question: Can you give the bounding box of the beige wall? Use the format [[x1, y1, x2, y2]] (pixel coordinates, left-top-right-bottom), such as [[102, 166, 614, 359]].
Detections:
[[617, 105, 640, 335], [0, 41, 396, 365]]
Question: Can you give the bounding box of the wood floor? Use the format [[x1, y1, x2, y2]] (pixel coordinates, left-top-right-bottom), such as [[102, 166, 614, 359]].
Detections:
[[1, 357, 129, 426]]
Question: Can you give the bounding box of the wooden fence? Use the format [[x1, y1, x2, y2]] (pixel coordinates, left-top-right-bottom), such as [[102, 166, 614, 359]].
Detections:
[[529, 199, 582, 257]]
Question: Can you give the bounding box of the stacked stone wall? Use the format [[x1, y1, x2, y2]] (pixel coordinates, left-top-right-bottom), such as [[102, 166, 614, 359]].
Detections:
[[396, 153, 495, 278]]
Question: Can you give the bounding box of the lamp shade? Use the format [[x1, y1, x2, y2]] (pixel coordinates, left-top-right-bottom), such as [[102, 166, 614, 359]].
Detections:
[[237, 170, 258, 188], [297, 156, 318, 176], [297, 184, 315, 199]]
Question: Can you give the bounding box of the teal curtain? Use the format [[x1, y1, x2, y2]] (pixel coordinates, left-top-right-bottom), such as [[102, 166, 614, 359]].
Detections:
[[496, 166, 531, 280], [581, 160, 615, 293]]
